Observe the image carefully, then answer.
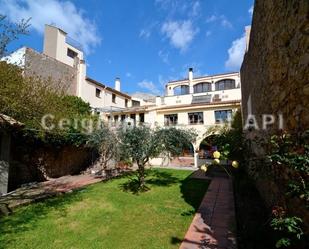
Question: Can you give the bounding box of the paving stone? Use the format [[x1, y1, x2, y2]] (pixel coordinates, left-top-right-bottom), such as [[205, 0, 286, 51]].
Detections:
[[179, 177, 237, 249]]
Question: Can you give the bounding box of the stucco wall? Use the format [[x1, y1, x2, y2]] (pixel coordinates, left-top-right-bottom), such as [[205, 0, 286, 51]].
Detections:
[[82, 79, 129, 110], [24, 48, 78, 95]]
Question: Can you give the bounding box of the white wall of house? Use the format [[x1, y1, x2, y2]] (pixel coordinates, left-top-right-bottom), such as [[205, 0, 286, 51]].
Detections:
[[156, 88, 241, 107], [4, 24, 243, 169], [43, 24, 83, 68]]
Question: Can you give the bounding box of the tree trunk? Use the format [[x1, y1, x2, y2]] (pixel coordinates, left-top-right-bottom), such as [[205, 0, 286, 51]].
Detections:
[[137, 162, 145, 189]]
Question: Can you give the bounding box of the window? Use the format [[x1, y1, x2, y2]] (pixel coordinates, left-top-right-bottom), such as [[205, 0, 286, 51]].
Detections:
[[215, 79, 235, 91], [214, 110, 232, 123], [188, 112, 204, 124], [193, 82, 212, 93], [67, 48, 78, 58], [130, 114, 136, 125], [114, 115, 119, 123], [132, 100, 140, 107], [139, 113, 145, 123], [96, 88, 101, 98], [174, 85, 189, 95], [112, 94, 116, 103], [164, 114, 178, 126], [121, 115, 126, 121], [125, 99, 128, 107]]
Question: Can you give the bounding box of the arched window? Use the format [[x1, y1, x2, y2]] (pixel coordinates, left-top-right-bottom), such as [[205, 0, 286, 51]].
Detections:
[[173, 85, 189, 95], [193, 82, 212, 93], [215, 79, 235, 91]]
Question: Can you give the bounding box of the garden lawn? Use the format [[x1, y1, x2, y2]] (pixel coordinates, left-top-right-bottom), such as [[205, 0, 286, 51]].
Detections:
[[0, 169, 209, 249]]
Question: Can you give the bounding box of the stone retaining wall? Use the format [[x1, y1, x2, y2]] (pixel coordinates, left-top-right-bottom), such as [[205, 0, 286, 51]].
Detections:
[[240, 0, 309, 230], [8, 136, 94, 192]]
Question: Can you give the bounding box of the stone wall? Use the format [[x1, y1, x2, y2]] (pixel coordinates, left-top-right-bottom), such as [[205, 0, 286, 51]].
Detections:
[[240, 0, 309, 230], [7, 136, 94, 192], [24, 48, 78, 95], [241, 0, 309, 131], [0, 131, 11, 195]]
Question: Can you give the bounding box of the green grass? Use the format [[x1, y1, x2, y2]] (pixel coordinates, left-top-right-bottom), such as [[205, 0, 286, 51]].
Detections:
[[0, 169, 209, 249]]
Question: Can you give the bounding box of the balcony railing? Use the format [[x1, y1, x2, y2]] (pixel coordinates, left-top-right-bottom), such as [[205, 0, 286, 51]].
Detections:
[[65, 36, 83, 51], [157, 88, 241, 106], [191, 95, 211, 104]]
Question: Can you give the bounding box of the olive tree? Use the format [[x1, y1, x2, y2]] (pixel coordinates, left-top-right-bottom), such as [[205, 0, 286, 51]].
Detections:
[[86, 125, 119, 173], [118, 125, 196, 190]]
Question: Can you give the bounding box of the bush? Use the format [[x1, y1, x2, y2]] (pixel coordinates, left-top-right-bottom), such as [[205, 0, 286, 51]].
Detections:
[[0, 61, 96, 145]]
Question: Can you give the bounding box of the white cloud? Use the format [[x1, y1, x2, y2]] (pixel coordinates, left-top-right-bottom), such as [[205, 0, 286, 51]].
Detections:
[[248, 6, 254, 16], [191, 1, 201, 17], [158, 50, 169, 64], [161, 20, 198, 52], [206, 15, 218, 23], [206, 14, 232, 29], [138, 80, 161, 95], [225, 32, 246, 70], [221, 18, 232, 29], [139, 29, 151, 39], [155, 0, 200, 17], [0, 0, 101, 54]]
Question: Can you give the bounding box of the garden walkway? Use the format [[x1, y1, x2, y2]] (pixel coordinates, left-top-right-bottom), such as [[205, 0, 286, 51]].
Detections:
[[0, 174, 103, 212], [180, 172, 237, 249]]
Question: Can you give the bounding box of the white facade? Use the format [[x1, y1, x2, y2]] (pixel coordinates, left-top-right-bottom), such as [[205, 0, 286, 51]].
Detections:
[[106, 69, 242, 168], [4, 24, 242, 168], [42, 25, 131, 111]]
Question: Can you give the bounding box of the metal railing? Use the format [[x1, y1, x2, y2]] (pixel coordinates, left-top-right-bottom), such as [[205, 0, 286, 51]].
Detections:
[[65, 36, 83, 51]]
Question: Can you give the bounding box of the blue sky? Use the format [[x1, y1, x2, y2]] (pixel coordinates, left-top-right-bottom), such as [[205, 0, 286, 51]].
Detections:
[[1, 0, 253, 95]]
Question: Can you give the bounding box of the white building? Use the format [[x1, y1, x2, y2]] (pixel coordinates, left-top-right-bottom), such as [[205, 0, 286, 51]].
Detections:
[[3, 25, 242, 168], [106, 68, 241, 167], [2, 24, 133, 111]]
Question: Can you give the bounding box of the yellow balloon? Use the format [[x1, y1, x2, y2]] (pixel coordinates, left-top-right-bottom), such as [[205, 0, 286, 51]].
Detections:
[[213, 151, 221, 159], [232, 161, 239, 168]]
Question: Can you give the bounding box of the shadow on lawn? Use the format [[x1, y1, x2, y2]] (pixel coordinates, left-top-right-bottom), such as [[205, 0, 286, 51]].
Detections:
[[120, 170, 179, 194], [171, 172, 210, 246], [0, 189, 85, 249]]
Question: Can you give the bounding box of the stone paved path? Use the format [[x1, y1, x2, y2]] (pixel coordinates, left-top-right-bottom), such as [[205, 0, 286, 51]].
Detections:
[[0, 174, 104, 211], [179, 175, 237, 249]]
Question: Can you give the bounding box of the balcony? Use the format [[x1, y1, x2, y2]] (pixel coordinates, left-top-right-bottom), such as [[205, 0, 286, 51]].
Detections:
[[156, 88, 241, 106], [191, 95, 212, 104], [65, 36, 83, 52]]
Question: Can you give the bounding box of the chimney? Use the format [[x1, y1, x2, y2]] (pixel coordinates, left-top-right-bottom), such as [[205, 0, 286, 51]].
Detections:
[[115, 77, 121, 91], [245, 26, 251, 52], [188, 68, 193, 81]]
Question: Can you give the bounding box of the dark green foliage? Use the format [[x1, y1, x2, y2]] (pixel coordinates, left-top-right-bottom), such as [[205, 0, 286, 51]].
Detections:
[[270, 216, 303, 248], [205, 109, 244, 162], [86, 125, 119, 170], [118, 125, 197, 190], [0, 61, 95, 145], [59, 95, 91, 116], [265, 131, 309, 248]]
